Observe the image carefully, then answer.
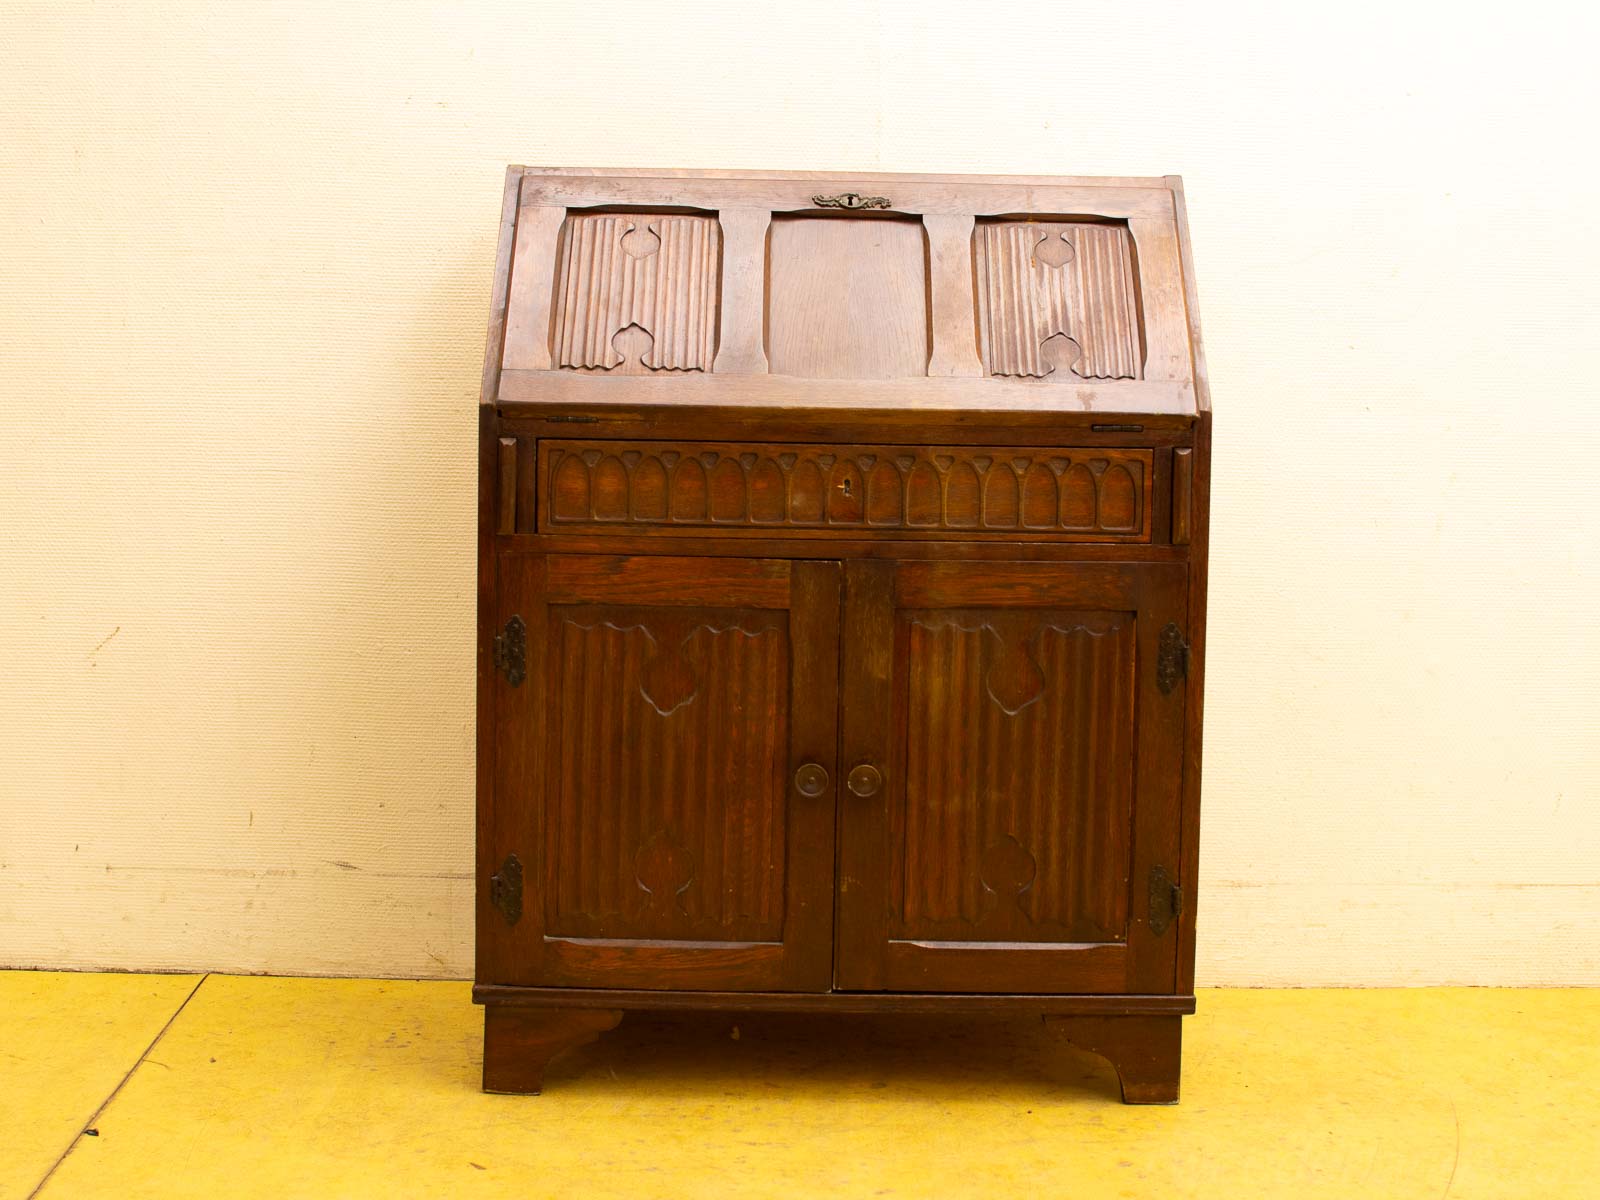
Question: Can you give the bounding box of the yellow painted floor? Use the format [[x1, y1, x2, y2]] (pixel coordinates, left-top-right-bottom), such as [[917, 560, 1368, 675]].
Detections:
[[2, 975, 1596, 1198]]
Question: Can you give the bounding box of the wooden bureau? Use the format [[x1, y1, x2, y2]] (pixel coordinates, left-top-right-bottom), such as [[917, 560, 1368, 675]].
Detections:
[[472, 167, 1211, 1103]]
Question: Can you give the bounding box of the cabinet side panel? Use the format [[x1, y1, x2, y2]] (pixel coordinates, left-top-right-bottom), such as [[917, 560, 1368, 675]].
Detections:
[[481, 554, 549, 985], [476, 171, 522, 979], [1177, 411, 1210, 993]]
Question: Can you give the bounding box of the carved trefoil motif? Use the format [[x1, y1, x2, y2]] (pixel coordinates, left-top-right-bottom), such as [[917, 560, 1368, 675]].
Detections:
[[974, 221, 1143, 380], [551, 213, 721, 373]]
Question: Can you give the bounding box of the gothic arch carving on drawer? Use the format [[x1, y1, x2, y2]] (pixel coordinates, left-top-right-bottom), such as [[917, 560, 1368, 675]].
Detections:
[[541, 442, 1153, 541]]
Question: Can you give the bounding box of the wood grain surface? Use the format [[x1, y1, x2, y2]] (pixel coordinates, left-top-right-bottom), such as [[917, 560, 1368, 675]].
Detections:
[[478, 167, 1208, 1102]]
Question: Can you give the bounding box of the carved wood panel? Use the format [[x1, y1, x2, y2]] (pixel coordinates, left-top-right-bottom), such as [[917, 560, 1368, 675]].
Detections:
[[541, 441, 1151, 541], [551, 213, 720, 373], [892, 610, 1135, 943], [545, 605, 789, 942], [833, 559, 1186, 996], [974, 221, 1143, 380]]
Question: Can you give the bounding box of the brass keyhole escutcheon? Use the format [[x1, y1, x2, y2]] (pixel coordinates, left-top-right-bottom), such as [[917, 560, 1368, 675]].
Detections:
[[812, 192, 892, 210], [847, 763, 883, 798], [794, 762, 830, 798]]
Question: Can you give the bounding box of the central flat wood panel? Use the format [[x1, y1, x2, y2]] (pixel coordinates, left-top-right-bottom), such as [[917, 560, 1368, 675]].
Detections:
[[766, 217, 929, 379]]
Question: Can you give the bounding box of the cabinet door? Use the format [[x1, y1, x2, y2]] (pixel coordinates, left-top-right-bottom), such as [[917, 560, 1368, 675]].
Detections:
[[483, 555, 840, 992], [835, 561, 1187, 994]]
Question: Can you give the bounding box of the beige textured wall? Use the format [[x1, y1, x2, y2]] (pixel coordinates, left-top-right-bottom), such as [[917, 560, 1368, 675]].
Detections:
[[3, 1, 1597, 985]]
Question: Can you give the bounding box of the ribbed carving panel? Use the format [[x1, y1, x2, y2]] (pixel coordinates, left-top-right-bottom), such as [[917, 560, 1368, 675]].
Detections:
[[547, 607, 788, 942], [974, 222, 1142, 380], [894, 612, 1135, 943], [541, 441, 1151, 541], [552, 213, 720, 373]]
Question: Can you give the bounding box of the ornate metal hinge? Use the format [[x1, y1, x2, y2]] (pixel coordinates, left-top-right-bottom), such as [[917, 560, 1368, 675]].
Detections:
[[812, 192, 891, 210], [493, 615, 526, 687], [1148, 865, 1182, 937], [1156, 622, 1188, 695], [490, 853, 524, 926]]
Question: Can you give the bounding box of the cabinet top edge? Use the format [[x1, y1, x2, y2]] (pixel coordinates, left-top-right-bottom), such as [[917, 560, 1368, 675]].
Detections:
[[492, 397, 1199, 430], [495, 374, 1200, 418], [510, 165, 1181, 191]]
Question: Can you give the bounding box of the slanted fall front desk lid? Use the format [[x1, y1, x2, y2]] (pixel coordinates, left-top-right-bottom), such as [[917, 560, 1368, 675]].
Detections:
[[485, 167, 1207, 419]]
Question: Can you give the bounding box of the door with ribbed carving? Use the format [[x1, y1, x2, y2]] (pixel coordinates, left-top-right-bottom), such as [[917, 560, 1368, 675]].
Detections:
[[834, 560, 1187, 994], [483, 554, 840, 992]]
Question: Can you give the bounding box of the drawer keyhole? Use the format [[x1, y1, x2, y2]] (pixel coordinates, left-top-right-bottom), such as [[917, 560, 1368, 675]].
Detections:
[[840, 478, 853, 498]]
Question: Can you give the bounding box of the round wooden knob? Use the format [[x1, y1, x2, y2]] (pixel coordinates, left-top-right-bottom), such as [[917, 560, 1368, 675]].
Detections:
[[847, 763, 883, 798], [794, 762, 830, 797]]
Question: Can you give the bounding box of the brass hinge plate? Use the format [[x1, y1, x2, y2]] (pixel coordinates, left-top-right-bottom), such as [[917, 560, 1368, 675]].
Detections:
[[1149, 865, 1182, 937], [493, 615, 526, 687], [1156, 622, 1188, 695], [490, 853, 524, 926]]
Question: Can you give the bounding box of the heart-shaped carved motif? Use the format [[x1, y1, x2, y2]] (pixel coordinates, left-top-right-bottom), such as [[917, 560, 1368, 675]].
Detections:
[[1038, 332, 1082, 378], [1033, 231, 1074, 269], [984, 634, 1046, 715], [620, 223, 661, 259], [979, 835, 1038, 898], [639, 640, 700, 716], [610, 323, 655, 369], [635, 831, 693, 914]]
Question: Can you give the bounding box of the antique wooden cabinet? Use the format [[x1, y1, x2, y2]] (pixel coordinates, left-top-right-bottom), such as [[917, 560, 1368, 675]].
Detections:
[[473, 167, 1211, 1103]]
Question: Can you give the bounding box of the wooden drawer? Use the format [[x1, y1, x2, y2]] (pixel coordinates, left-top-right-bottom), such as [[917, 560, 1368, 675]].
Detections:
[[538, 440, 1153, 541]]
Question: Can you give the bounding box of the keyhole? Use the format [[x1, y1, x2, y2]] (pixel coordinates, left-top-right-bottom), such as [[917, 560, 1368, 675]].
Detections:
[[840, 478, 853, 498]]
